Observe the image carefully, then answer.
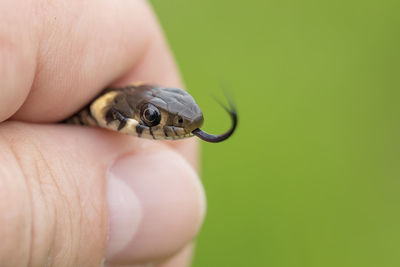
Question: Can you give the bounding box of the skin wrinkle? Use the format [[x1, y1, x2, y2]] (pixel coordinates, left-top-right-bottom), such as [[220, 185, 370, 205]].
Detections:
[[32, 159, 55, 267], [42, 128, 113, 266], [0, 124, 94, 266], [45, 157, 77, 267], [0, 132, 32, 266], [55, 135, 108, 251], [65, 159, 84, 267], [16, 138, 59, 266], [30, 141, 68, 266], [0, 123, 200, 266]]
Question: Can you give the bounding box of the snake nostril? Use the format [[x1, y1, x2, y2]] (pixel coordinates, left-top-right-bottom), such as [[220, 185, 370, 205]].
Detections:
[[174, 115, 184, 126]]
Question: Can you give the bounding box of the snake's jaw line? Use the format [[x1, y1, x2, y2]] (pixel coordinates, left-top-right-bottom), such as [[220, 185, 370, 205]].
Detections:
[[192, 109, 237, 143]]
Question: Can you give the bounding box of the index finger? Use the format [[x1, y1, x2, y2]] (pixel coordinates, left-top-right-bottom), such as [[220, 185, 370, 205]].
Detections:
[[1, 0, 180, 123]]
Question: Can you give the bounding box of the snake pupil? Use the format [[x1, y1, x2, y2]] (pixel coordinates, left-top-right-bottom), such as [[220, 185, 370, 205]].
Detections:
[[145, 109, 156, 122], [141, 104, 161, 127]]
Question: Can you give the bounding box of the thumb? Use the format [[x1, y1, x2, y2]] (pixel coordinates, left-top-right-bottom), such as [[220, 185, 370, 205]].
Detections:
[[0, 122, 205, 266]]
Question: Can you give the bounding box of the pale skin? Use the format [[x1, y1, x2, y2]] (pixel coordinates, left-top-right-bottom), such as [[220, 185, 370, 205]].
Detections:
[[0, 0, 205, 266]]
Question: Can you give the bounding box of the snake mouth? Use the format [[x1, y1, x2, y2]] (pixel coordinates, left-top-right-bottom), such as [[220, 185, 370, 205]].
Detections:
[[192, 98, 237, 143]]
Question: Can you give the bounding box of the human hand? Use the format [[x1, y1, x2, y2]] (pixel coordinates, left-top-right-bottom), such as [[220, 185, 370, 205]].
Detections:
[[0, 0, 205, 266]]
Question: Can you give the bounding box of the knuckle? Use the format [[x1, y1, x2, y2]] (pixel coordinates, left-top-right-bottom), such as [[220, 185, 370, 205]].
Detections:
[[0, 37, 36, 121]]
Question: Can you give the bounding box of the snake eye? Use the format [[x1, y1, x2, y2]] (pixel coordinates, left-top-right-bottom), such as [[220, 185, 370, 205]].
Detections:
[[141, 104, 161, 127]]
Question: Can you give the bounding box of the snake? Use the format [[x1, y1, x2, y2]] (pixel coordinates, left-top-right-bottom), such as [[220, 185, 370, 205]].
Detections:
[[64, 83, 237, 143]]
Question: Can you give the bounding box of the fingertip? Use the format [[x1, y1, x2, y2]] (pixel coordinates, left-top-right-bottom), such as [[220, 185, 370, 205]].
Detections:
[[0, 0, 38, 122], [106, 148, 205, 265], [106, 176, 143, 260], [158, 243, 195, 267]]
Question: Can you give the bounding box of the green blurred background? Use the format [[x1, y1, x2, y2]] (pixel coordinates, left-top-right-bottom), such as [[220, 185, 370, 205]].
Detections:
[[150, 0, 400, 266]]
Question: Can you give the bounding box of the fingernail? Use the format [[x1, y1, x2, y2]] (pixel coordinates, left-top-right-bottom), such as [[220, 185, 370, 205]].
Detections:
[[105, 149, 205, 264], [106, 168, 143, 260]]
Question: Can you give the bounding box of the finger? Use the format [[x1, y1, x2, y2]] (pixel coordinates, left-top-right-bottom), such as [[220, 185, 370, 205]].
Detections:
[[106, 154, 204, 265], [0, 0, 38, 121], [2, 0, 197, 164], [2, 0, 175, 122], [158, 243, 194, 267], [1, 0, 198, 166], [0, 122, 205, 266], [107, 243, 194, 267]]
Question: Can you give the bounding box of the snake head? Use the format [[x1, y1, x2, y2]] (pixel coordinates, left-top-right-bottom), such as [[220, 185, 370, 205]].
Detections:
[[142, 87, 237, 142], [137, 87, 204, 139], [92, 85, 236, 142]]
